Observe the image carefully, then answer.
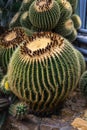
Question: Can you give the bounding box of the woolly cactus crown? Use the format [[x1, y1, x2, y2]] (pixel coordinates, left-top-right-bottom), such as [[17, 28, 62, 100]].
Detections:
[[7, 32, 81, 114]]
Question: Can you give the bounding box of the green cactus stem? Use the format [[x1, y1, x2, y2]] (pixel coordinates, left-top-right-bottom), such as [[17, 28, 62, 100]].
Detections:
[[0, 27, 27, 73], [67, 0, 78, 13], [54, 19, 74, 36], [29, 0, 60, 30], [71, 14, 81, 29], [20, 11, 32, 29], [65, 28, 77, 42], [9, 102, 28, 120], [7, 32, 81, 114], [79, 71, 87, 96]]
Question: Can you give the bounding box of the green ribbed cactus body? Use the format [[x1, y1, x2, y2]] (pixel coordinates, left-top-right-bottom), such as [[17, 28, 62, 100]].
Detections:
[[9, 12, 22, 28], [20, 11, 32, 29], [0, 27, 27, 73], [19, 0, 35, 12], [71, 14, 81, 29], [75, 50, 86, 75], [29, 0, 60, 30], [56, 0, 72, 19], [79, 71, 87, 96], [67, 0, 78, 13], [54, 19, 74, 36], [65, 28, 77, 42], [7, 32, 81, 114]]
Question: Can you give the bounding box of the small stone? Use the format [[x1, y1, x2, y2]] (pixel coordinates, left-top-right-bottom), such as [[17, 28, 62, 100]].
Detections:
[[71, 118, 87, 130]]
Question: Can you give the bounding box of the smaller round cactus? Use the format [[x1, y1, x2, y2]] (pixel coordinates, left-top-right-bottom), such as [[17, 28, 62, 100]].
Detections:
[[71, 14, 81, 29], [29, 0, 60, 30], [9, 12, 22, 28], [0, 27, 27, 73], [54, 19, 74, 36], [56, 0, 72, 19], [9, 102, 28, 120], [65, 28, 77, 42], [79, 71, 87, 96], [20, 11, 32, 29]]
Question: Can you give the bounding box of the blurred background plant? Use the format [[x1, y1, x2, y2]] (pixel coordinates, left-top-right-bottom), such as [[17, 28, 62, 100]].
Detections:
[[0, 0, 22, 28]]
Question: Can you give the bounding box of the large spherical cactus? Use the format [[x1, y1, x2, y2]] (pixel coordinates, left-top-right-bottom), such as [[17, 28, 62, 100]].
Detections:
[[29, 0, 60, 31], [71, 14, 81, 29], [54, 19, 74, 36], [56, 0, 72, 19], [0, 27, 28, 74], [7, 32, 81, 114], [79, 71, 87, 96], [67, 0, 78, 13]]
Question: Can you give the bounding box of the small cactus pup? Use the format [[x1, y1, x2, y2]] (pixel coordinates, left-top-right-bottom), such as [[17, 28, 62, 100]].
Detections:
[[29, 0, 60, 31], [0, 27, 28, 74], [71, 14, 81, 29], [79, 71, 87, 97], [65, 28, 77, 42], [7, 32, 81, 115], [54, 19, 74, 37], [20, 11, 32, 29], [9, 102, 29, 120], [67, 0, 78, 13], [56, 0, 72, 19]]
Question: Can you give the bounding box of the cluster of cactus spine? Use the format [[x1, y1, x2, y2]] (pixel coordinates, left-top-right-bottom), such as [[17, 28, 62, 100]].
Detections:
[[0, 27, 28, 74], [6, 32, 83, 114], [8, 0, 80, 42]]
